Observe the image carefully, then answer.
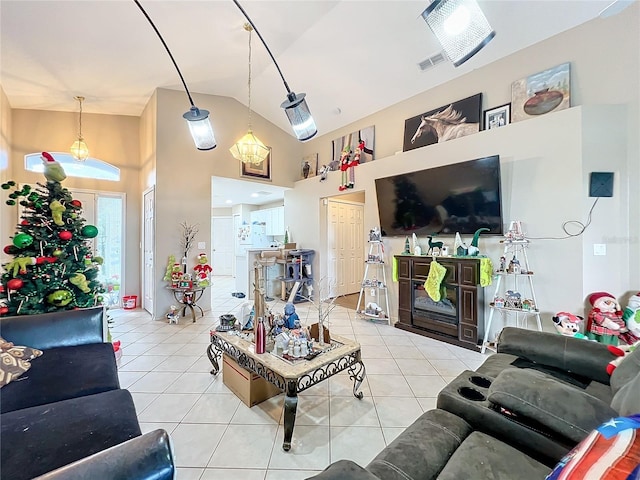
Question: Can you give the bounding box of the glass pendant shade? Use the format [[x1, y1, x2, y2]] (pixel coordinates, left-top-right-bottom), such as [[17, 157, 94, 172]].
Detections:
[[71, 95, 89, 161], [183, 106, 217, 151], [229, 130, 270, 165], [70, 138, 90, 161], [422, 0, 495, 67], [281, 92, 317, 141]]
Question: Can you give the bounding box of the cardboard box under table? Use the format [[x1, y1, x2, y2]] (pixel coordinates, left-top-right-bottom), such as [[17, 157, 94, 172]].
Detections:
[[222, 354, 281, 407]]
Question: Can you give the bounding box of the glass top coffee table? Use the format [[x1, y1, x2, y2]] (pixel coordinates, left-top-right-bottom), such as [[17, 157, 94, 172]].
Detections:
[[208, 330, 366, 451]]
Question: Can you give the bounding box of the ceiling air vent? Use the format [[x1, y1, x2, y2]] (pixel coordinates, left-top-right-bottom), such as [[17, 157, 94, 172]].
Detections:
[[418, 51, 446, 71]]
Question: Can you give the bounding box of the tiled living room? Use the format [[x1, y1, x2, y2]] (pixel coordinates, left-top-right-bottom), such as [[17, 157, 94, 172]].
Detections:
[[111, 276, 488, 479], [1, 0, 639, 479]]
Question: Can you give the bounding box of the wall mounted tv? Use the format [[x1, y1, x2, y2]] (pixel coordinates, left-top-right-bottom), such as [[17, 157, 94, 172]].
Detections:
[[374, 155, 503, 237]]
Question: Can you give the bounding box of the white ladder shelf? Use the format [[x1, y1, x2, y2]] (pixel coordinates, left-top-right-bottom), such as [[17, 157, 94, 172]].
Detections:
[[481, 239, 542, 353], [356, 239, 391, 325]]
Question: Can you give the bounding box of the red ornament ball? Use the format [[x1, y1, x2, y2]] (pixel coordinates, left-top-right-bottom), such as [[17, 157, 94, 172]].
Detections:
[[59, 231, 73, 241], [20, 220, 29, 226], [3, 245, 17, 255], [0, 306, 9, 315], [7, 278, 24, 290], [70, 199, 82, 208]]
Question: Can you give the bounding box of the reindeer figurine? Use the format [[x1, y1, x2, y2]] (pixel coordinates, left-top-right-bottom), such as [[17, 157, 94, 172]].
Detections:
[[427, 235, 443, 255]]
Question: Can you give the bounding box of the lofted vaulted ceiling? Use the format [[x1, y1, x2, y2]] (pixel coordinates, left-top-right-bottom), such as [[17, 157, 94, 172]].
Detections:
[[0, 0, 622, 139]]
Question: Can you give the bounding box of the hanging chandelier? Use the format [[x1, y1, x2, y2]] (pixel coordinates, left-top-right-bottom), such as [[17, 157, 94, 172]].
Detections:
[[230, 23, 270, 165], [70, 96, 90, 161]]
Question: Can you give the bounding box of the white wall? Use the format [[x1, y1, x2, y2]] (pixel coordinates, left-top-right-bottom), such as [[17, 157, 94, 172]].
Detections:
[[0, 86, 13, 266], [289, 105, 629, 337], [152, 88, 301, 317], [288, 6, 639, 337]]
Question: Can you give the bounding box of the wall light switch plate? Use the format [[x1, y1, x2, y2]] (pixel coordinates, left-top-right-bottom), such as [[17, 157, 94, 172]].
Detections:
[[593, 244, 606, 256], [198, 242, 206, 250]]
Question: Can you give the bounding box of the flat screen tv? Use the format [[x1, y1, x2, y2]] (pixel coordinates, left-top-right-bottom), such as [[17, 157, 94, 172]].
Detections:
[[374, 155, 503, 237]]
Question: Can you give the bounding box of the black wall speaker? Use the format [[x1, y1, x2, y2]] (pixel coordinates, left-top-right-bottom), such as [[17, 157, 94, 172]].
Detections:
[[589, 172, 614, 197]]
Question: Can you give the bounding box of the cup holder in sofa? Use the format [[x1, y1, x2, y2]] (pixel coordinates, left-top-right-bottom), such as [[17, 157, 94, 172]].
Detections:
[[469, 375, 492, 389], [457, 386, 486, 402]]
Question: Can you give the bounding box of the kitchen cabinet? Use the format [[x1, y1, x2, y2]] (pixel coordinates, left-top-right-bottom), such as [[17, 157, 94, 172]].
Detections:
[[251, 206, 285, 236]]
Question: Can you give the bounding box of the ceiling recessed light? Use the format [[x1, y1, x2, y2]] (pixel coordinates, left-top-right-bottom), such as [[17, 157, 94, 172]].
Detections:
[[225, 199, 232, 204], [251, 193, 259, 198]]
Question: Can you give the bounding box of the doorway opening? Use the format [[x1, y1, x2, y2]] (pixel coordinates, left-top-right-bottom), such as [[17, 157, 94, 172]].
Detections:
[[70, 189, 125, 308]]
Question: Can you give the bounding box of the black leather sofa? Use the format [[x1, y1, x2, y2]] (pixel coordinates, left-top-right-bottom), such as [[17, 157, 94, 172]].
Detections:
[[308, 327, 640, 480], [0, 307, 175, 480]]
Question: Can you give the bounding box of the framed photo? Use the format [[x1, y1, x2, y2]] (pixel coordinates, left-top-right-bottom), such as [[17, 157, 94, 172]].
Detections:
[[483, 103, 511, 130], [403, 93, 482, 152], [240, 147, 271, 181], [511, 62, 570, 122], [301, 153, 318, 179]]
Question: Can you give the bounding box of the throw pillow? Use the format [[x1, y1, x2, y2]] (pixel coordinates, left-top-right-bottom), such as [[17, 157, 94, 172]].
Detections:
[[0, 337, 43, 387], [546, 414, 640, 479]]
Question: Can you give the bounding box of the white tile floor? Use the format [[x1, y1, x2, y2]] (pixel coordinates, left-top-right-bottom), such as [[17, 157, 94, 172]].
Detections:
[[110, 276, 490, 480]]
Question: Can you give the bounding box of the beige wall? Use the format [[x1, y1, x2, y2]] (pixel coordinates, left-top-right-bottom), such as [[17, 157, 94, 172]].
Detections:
[[5, 108, 142, 298], [151, 88, 301, 316], [0, 86, 13, 265], [291, 6, 639, 334]]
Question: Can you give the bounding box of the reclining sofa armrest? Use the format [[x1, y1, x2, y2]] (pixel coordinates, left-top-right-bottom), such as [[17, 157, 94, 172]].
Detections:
[[497, 327, 614, 385], [488, 369, 618, 444], [33, 429, 175, 480], [0, 306, 104, 350], [308, 460, 381, 480]]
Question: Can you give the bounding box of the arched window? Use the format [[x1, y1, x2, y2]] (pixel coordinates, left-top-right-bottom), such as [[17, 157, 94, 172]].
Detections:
[[24, 152, 120, 182]]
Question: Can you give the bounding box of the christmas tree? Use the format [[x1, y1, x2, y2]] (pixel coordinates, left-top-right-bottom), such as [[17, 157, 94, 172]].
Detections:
[[0, 152, 104, 316]]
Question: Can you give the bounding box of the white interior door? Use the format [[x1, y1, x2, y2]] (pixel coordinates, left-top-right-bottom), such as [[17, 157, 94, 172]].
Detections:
[[212, 216, 233, 276], [142, 188, 155, 315], [327, 199, 364, 297]]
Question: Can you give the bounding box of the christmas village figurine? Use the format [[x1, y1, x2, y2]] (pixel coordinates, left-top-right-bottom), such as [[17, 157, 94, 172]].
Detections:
[[0, 152, 104, 316], [369, 227, 382, 242], [504, 220, 526, 242]]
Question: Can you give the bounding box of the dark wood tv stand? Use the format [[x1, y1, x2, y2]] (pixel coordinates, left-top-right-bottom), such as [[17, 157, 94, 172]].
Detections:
[[395, 255, 484, 351]]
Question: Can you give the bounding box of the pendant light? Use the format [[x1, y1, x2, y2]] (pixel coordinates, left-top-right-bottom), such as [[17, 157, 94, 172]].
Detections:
[[232, 0, 317, 141], [70, 96, 89, 161], [134, 0, 216, 151], [230, 24, 270, 165], [422, 0, 495, 67]]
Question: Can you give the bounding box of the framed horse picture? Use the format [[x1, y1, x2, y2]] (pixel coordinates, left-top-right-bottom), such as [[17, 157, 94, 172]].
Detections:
[[402, 93, 482, 152]]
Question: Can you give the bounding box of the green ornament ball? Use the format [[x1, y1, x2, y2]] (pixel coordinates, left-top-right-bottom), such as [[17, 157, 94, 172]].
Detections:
[[13, 232, 34, 248], [46, 289, 73, 307], [81, 225, 99, 238], [93, 256, 104, 265]]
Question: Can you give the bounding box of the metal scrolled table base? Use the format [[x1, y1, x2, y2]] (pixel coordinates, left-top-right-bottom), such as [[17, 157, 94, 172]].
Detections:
[[207, 334, 365, 451]]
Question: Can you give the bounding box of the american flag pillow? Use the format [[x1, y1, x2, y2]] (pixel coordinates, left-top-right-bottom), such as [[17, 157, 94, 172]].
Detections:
[[547, 414, 640, 479]]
